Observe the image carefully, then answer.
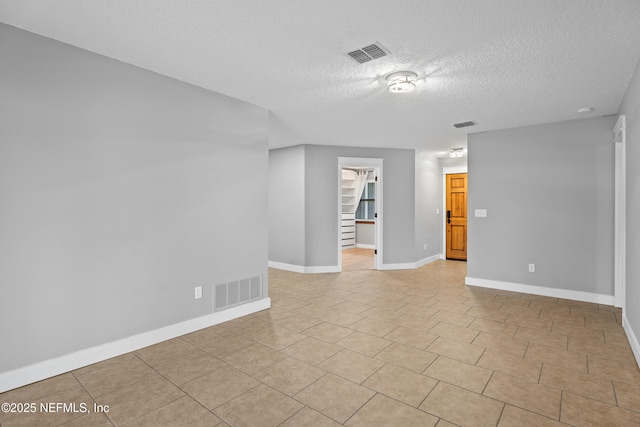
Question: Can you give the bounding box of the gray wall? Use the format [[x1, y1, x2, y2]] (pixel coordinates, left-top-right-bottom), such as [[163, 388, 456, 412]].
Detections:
[[618, 58, 640, 346], [439, 156, 468, 169], [0, 24, 269, 373], [268, 145, 417, 267], [415, 151, 443, 260], [268, 145, 306, 265], [356, 222, 375, 246], [467, 116, 616, 295], [305, 145, 416, 266]]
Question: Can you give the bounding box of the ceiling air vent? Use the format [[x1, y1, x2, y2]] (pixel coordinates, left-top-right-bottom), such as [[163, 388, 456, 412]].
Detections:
[[453, 121, 477, 128], [347, 42, 389, 64]]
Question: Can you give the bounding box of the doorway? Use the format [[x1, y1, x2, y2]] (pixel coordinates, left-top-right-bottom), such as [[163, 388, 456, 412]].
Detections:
[[338, 157, 383, 271], [442, 166, 468, 261], [446, 173, 468, 260]]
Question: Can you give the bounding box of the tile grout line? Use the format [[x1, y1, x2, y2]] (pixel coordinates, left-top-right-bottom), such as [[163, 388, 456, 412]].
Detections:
[[69, 371, 116, 427], [494, 401, 507, 427], [341, 391, 378, 425], [121, 352, 198, 426], [10, 261, 630, 426]]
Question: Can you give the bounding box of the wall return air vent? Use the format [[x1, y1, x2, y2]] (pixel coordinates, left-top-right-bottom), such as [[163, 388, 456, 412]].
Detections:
[[214, 275, 262, 311], [347, 42, 388, 64]]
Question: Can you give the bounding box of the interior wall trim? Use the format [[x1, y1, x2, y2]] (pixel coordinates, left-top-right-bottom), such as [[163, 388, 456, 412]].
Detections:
[[304, 265, 342, 273], [441, 166, 468, 260], [355, 244, 375, 249], [382, 254, 441, 270], [270, 255, 442, 273], [623, 314, 640, 369], [268, 261, 306, 273], [415, 254, 443, 268], [465, 277, 614, 305], [0, 298, 271, 393], [380, 263, 417, 270], [613, 114, 626, 309], [268, 261, 340, 274]]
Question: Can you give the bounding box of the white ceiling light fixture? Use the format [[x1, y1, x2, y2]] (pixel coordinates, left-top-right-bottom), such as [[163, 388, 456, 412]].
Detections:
[[449, 148, 465, 158], [386, 71, 418, 93]]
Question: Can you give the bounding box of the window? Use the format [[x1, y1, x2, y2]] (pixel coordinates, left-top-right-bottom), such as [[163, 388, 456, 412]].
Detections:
[[356, 181, 375, 220]]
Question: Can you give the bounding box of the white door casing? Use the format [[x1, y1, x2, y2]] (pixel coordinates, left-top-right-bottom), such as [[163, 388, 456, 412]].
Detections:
[[338, 157, 383, 271], [614, 115, 626, 309]]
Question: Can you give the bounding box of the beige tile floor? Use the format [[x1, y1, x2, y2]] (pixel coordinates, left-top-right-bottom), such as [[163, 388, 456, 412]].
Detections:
[[2, 260, 640, 426], [341, 248, 374, 271]]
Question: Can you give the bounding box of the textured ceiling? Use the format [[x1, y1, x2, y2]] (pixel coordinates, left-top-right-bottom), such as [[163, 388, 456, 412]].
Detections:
[[2, 0, 640, 156]]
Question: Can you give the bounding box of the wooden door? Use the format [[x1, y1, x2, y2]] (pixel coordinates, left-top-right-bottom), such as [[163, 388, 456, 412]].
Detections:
[[446, 173, 467, 260]]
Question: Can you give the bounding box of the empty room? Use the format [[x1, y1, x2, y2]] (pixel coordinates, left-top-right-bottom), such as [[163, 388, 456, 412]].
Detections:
[[1, 1, 640, 426]]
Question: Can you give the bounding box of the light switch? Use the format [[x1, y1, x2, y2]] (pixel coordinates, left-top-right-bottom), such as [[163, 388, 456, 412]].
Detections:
[[475, 209, 487, 217]]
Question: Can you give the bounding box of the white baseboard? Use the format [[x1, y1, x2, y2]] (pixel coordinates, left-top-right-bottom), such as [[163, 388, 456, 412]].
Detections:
[[416, 254, 443, 268], [382, 254, 442, 270], [268, 261, 340, 274], [355, 244, 375, 249], [381, 262, 419, 270], [0, 298, 271, 393], [268, 261, 306, 273], [270, 255, 442, 273], [305, 265, 341, 273], [465, 277, 615, 305], [623, 314, 640, 369], [380, 262, 416, 270]]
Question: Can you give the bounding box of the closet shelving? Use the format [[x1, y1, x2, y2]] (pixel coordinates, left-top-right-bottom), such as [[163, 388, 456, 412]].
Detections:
[[341, 169, 357, 247]]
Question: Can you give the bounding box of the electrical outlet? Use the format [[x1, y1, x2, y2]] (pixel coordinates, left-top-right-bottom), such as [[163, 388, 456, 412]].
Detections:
[[436, 208, 440, 214], [528, 264, 535, 273], [194, 286, 202, 299]]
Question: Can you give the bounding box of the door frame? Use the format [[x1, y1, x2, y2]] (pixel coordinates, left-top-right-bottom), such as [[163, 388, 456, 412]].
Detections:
[[442, 166, 468, 259], [614, 115, 626, 309], [338, 157, 383, 271]]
